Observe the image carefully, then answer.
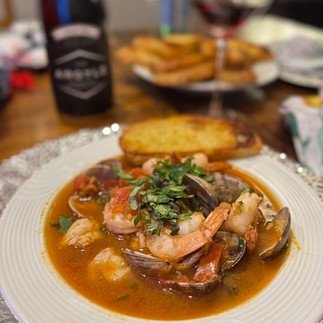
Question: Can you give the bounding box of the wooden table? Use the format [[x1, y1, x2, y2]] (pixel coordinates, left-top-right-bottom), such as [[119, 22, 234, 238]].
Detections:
[[0, 32, 316, 164]]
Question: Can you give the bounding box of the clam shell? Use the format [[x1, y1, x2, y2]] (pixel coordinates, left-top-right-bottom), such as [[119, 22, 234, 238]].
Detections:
[[214, 231, 246, 270], [123, 249, 172, 276], [183, 173, 219, 215], [175, 248, 206, 270], [85, 159, 121, 180], [183, 173, 248, 215], [259, 207, 291, 260], [68, 196, 104, 218], [160, 277, 220, 295], [210, 172, 248, 204]]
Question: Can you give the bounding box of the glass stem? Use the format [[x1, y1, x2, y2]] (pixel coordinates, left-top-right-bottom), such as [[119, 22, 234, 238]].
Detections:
[[209, 37, 228, 119]]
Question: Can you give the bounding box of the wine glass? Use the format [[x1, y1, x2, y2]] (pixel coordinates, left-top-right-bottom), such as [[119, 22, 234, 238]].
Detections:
[[192, 0, 274, 119]]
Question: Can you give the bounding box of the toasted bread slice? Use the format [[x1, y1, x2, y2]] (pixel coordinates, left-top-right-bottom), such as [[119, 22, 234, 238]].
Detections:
[[154, 60, 214, 86], [132, 35, 185, 59], [120, 115, 262, 165], [162, 33, 203, 52]]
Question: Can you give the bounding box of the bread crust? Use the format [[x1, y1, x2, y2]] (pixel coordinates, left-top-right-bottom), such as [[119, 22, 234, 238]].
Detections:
[[119, 115, 262, 165]]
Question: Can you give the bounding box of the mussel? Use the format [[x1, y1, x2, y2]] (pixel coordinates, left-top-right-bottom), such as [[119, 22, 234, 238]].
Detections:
[[214, 231, 246, 270], [257, 207, 291, 260]]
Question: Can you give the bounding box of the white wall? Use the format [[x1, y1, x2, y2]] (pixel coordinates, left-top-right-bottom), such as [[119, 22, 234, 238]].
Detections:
[[9, 0, 163, 30]]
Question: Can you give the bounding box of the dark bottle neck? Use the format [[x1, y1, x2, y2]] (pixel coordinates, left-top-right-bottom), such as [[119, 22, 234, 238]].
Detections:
[[41, 0, 106, 39]]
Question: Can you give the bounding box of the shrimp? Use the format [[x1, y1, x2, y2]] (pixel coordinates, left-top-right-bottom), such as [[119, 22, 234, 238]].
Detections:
[[143, 153, 208, 176], [61, 218, 102, 248], [177, 212, 205, 235], [190, 152, 209, 168], [142, 158, 160, 176], [224, 191, 262, 235], [103, 186, 141, 234], [147, 202, 231, 262], [88, 247, 131, 282]]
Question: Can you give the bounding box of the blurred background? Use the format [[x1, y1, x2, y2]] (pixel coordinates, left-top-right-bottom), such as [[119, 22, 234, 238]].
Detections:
[[0, 0, 323, 175], [1, 0, 323, 31]]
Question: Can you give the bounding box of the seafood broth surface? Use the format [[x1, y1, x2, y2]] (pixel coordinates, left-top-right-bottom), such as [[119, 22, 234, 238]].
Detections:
[[44, 157, 289, 320]]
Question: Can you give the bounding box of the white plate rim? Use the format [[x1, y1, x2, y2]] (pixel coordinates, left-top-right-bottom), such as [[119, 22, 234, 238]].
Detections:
[[132, 60, 279, 93], [279, 68, 323, 89], [0, 133, 323, 323]]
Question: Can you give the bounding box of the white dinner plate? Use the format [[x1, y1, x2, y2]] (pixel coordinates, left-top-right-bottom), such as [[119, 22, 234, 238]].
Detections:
[[0, 133, 323, 323], [279, 69, 323, 89], [133, 60, 279, 92]]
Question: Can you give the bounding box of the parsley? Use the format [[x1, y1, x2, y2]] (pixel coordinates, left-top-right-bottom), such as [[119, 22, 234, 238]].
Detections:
[[51, 215, 73, 234], [96, 191, 111, 205], [237, 235, 245, 252], [115, 294, 130, 302], [112, 157, 209, 235], [241, 187, 255, 194]]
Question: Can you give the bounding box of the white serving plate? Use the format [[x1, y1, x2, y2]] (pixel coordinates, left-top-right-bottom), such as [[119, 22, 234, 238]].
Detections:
[[133, 59, 279, 92], [0, 133, 323, 323]]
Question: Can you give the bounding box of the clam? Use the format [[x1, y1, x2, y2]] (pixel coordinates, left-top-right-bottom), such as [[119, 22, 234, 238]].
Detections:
[[214, 231, 246, 270], [183, 173, 218, 215], [183, 173, 248, 215], [69, 159, 121, 217], [68, 196, 105, 218], [210, 172, 248, 204], [85, 158, 122, 180], [160, 278, 220, 295], [123, 249, 172, 276], [175, 248, 206, 270], [123, 248, 219, 295], [258, 207, 291, 260]]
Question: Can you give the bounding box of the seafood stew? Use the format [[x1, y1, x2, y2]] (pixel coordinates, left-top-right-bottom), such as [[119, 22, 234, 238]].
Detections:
[[45, 154, 291, 320]]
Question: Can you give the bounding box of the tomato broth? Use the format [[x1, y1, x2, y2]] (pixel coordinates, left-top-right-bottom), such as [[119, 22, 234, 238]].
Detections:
[[44, 160, 289, 320]]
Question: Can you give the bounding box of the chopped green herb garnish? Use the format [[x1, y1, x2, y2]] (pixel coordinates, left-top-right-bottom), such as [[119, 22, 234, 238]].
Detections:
[[130, 282, 139, 291], [237, 235, 245, 252], [134, 212, 142, 226], [115, 294, 130, 302], [112, 157, 209, 235], [227, 285, 238, 295], [97, 191, 111, 205], [111, 164, 137, 184], [51, 215, 73, 234], [96, 198, 106, 205], [221, 258, 229, 269], [241, 187, 255, 194], [145, 216, 156, 234]]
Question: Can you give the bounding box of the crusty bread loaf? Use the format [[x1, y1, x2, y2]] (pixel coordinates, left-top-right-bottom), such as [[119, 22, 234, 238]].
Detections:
[[119, 115, 262, 165]]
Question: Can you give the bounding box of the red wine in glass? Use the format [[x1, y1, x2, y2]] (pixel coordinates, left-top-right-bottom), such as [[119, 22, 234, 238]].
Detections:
[[192, 0, 273, 118], [194, 0, 271, 37]]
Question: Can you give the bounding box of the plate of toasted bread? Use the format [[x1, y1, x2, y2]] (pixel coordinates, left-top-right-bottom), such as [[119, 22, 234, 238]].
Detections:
[[116, 33, 279, 92]]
